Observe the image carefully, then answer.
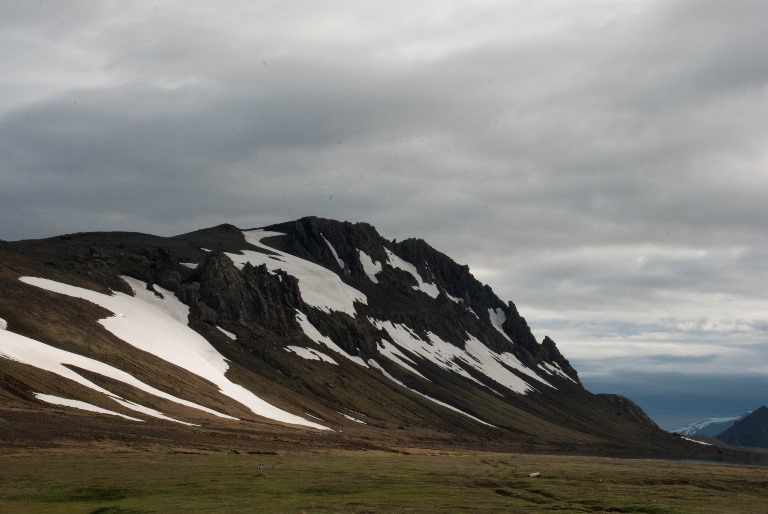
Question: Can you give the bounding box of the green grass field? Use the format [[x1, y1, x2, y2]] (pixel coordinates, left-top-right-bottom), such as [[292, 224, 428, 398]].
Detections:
[[1, 449, 766, 513]]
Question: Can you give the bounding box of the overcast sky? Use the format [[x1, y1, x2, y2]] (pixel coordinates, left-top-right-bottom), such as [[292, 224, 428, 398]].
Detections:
[[2, 1, 767, 428]]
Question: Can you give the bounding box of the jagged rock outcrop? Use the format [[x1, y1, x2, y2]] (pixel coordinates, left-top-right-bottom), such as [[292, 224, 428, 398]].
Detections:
[[178, 252, 303, 329]]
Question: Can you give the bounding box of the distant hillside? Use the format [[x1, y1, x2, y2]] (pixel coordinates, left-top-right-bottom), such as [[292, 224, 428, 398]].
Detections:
[[716, 406, 768, 448]]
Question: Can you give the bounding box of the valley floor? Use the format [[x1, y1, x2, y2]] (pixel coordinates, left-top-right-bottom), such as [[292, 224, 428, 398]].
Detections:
[[1, 448, 767, 513]]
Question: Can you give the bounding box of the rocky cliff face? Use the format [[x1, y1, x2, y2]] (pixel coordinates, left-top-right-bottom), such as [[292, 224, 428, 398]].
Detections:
[[0, 216, 729, 459]]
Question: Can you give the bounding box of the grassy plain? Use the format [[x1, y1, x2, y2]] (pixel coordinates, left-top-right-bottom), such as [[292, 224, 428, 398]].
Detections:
[[0, 448, 766, 513]]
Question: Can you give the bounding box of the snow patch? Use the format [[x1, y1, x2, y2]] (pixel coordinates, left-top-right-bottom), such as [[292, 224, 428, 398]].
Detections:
[[371, 319, 552, 394], [682, 437, 712, 446], [34, 393, 144, 422], [0, 318, 6, 330], [383, 248, 439, 298], [1, 327, 232, 421], [19, 276, 328, 430], [488, 308, 513, 343], [285, 345, 338, 365], [537, 362, 578, 383], [464, 334, 552, 392], [217, 326, 237, 341], [376, 339, 430, 381], [339, 412, 366, 424], [368, 360, 495, 427], [226, 230, 366, 316], [371, 319, 485, 386], [322, 234, 345, 269], [180, 262, 198, 269], [444, 291, 461, 303], [110, 398, 199, 426], [122, 276, 189, 325], [295, 310, 368, 367], [358, 249, 382, 284]]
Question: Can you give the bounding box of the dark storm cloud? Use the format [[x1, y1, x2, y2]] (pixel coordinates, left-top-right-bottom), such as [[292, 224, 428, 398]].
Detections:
[[1, 1, 767, 426]]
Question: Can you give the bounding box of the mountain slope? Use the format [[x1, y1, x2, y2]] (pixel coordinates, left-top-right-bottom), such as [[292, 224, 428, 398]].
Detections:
[[716, 406, 768, 448], [0, 217, 748, 459]]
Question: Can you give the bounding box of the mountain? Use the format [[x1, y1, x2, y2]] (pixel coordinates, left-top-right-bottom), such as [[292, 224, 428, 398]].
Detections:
[[0, 217, 749, 460], [716, 406, 768, 448], [671, 415, 744, 437]]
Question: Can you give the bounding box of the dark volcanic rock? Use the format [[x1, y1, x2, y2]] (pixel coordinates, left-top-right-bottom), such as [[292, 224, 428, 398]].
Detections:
[[177, 251, 303, 329]]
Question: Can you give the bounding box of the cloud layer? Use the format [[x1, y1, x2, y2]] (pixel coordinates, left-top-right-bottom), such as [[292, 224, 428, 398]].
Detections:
[[2, 1, 767, 427]]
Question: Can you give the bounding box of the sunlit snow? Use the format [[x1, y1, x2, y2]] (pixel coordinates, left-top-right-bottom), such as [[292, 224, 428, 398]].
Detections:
[[357, 249, 382, 284], [285, 345, 338, 364], [294, 310, 368, 367], [368, 360, 495, 427], [19, 276, 329, 430], [383, 248, 439, 298], [225, 230, 366, 316], [34, 393, 144, 422], [321, 234, 345, 269], [0, 317, 6, 330]]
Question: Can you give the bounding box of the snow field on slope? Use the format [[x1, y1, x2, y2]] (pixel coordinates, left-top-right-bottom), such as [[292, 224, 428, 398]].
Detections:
[[285, 345, 338, 364], [375, 339, 430, 381], [464, 335, 553, 391], [372, 320, 552, 394], [370, 319, 485, 387], [382, 248, 440, 298], [537, 362, 577, 383], [226, 230, 366, 316], [321, 234, 345, 269], [294, 310, 368, 367], [0, 327, 231, 424], [672, 416, 742, 435], [19, 276, 329, 430], [357, 249, 382, 283], [488, 308, 513, 344], [34, 393, 144, 421], [368, 360, 495, 427]]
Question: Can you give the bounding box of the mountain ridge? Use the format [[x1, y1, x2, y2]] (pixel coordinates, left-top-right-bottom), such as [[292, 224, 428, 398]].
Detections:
[[0, 217, 757, 461]]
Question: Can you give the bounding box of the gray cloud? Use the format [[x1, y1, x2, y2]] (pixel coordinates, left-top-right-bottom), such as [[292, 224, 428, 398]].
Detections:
[[1, 0, 767, 426]]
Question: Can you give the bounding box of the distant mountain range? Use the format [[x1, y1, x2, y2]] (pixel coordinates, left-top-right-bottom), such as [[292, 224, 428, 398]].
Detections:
[[0, 217, 757, 461], [671, 415, 746, 437]]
